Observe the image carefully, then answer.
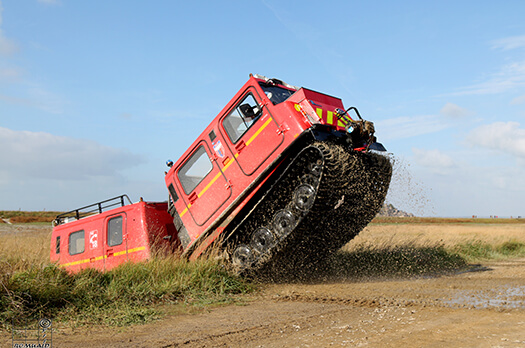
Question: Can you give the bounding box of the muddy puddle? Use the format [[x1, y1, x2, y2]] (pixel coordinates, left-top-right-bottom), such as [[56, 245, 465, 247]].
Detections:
[[446, 285, 525, 310]]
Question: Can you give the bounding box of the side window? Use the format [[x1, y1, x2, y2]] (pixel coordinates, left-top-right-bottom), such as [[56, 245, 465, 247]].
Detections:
[[56, 236, 60, 254], [168, 184, 179, 203], [108, 216, 123, 246], [69, 230, 85, 255], [178, 145, 213, 194], [223, 94, 262, 143]]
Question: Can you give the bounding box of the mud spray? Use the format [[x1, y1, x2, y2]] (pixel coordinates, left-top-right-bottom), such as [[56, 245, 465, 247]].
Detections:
[[382, 153, 434, 217], [259, 151, 439, 283]]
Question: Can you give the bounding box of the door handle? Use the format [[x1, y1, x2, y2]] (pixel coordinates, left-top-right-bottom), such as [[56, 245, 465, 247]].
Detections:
[[235, 140, 246, 153], [189, 192, 198, 204]]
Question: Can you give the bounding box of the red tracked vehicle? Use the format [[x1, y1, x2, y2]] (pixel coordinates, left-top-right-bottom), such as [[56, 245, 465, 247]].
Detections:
[[50, 195, 178, 273], [164, 74, 392, 275], [51, 74, 392, 275]]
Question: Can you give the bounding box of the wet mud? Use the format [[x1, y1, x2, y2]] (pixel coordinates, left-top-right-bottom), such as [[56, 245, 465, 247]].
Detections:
[[30, 256, 525, 348]]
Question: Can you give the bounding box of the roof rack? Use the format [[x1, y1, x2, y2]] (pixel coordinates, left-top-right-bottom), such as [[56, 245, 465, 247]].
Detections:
[[53, 194, 133, 226], [250, 73, 299, 90]]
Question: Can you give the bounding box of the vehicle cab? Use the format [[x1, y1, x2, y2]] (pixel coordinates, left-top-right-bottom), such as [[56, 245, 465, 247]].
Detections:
[[164, 74, 352, 260]]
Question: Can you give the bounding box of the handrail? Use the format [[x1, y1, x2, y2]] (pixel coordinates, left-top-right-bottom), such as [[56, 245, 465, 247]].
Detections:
[[53, 194, 133, 226]]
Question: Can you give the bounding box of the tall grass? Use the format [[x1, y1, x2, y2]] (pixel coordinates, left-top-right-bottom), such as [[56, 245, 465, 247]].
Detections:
[[453, 240, 525, 261], [0, 226, 50, 273], [1, 255, 252, 328], [372, 216, 525, 224], [0, 224, 252, 328]]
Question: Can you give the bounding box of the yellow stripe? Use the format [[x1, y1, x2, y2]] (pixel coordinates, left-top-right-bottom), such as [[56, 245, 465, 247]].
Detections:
[[199, 171, 222, 198], [179, 117, 272, 218], [246, 118, 272, 146], [115, 246, 145, 256], [61, 246, 146, 268], [316, 107, 345, 128]]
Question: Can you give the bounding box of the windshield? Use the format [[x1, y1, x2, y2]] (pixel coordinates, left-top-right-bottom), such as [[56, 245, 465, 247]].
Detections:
[[258, 83, 296, 105]]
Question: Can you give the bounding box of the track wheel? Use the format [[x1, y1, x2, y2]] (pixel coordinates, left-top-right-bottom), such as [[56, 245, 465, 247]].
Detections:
[[301, 174, 319, 187], [309, 161, 323, 177], [272, 209, 296, 238], [251, 227, 276, 254], [232, 244, 254, 269], [293, 184, 316, 212]]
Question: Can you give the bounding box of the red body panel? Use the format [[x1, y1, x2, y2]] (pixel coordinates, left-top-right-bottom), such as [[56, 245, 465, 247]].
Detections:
[[287, 88, 348, 130], [164, 76, 350, 257], [50, 201, 177, 273], [50, 76, 373, 271]]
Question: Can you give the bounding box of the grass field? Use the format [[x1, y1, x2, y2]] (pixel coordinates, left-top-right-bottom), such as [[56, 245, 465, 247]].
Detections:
[[0, 223, 252, 328], [0, 211, 60, 223], [1, 215, 525, 329], [342, 222, 525, 270], [372, 216, 525, 224]]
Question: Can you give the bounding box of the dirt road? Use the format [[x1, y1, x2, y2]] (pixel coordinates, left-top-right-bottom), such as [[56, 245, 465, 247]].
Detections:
[[43, 257, 524, 347], [2, 223, 525, 347]]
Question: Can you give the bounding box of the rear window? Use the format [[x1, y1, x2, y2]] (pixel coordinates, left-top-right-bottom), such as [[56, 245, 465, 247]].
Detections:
[[108, 216, 123, 247], [55, 236, 60, 254], [69, 230, 85, 255]]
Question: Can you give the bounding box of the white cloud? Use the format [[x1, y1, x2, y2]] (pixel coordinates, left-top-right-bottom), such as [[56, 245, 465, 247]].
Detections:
[[0, 88, 66, 114], [511, 94, 525, 105], [0, 2, 64, 115], [375, 115, 450, 141], [28, 87, 66, 114], [413, 161, 525, 217], [466, 121, 525, 161], [491, 34, 525, 51], [0, 34, 16, 56], [0, 127, 146, 181], [0, 1, 18, 56], [412, 148, 455, 175], [453, 61, 525, 96], [0, 66, 21, 83], [37, 0, 60, 5], [440, 103, 473, 118], [120, 112, 133, 120]]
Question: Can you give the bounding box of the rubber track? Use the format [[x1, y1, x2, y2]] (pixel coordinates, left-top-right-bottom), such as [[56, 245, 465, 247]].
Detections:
[[234, 141, 392, 279]]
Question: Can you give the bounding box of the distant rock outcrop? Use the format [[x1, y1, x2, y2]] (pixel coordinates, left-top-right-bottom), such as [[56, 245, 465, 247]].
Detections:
[[377, 203, 414, 217]]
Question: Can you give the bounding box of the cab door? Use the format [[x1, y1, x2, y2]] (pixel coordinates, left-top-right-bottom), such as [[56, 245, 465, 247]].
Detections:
[[102, 213, 128, 271], [178, 141, 232, 226], [221, 91, 284, 176]]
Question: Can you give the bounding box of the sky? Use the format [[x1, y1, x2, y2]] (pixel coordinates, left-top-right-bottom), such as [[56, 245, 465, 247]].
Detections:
[[1, 0, 524, 217]]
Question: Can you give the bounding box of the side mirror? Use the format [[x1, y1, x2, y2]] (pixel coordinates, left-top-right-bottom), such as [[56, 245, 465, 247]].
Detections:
[[239, 103, 255, 119]]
